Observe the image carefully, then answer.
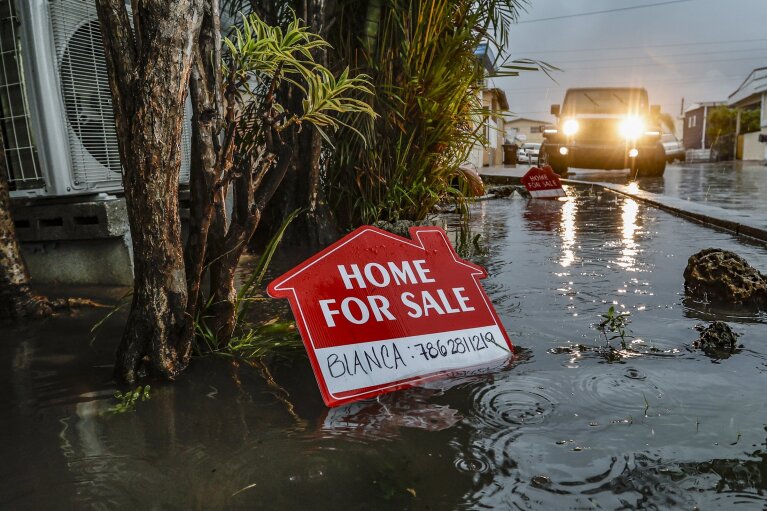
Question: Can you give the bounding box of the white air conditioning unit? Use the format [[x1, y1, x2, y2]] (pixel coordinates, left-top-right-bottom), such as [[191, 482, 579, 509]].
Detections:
[[1, 0, 191, 198]]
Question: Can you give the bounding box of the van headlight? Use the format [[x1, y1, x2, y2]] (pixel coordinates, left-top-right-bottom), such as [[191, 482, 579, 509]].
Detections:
[[619, 116, 645, 139], [562, 119, 579, 136]]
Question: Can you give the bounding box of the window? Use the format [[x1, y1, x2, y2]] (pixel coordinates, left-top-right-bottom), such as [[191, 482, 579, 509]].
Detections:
[[530, 125, 542, 133], [688, 115, 696, 128]]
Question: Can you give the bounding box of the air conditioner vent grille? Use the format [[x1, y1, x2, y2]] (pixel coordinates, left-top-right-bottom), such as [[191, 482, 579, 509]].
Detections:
[[50, 0, 122, 188], [0, 0, 44, 190]]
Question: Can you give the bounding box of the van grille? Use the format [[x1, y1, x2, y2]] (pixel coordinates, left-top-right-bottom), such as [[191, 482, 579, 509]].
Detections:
[[577, 119, 622, 143]]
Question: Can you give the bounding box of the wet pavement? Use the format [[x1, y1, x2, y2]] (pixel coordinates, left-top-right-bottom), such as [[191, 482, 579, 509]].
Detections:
[[2, 191, 766, 509], [566, 160, 767, 227]]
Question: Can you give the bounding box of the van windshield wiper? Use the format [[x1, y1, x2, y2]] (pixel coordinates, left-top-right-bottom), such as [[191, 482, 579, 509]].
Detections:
[[583, 93, 599, 106], [612, 93, 626, 105]]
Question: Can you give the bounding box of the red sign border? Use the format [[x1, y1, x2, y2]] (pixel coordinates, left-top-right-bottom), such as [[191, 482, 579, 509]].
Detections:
[[267, 225, 514, 407]]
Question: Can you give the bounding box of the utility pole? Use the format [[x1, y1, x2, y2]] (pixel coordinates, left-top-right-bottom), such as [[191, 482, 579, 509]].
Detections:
[[734, 109, 741, 159]]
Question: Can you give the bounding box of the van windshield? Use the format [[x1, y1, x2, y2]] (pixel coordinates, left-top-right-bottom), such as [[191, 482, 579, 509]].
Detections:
[[563, 89, 648, 115]]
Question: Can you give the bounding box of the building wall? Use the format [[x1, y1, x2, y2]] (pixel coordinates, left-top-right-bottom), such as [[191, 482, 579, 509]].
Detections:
[[762, 92, 767, 128], [683, 107, 704, 149], [505, 119, 547, 144], [741, 131, 766, 161], [480, 90, 506, 166]]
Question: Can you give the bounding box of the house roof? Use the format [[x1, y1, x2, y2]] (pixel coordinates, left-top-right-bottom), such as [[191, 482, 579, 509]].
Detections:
[[269, 226, 485, 292], [506, 117, 549, 125], [684, 101, 726, 114], [485, 87, 509, 110], [728, 67, 767, 108], [474, 42, 497, 74]]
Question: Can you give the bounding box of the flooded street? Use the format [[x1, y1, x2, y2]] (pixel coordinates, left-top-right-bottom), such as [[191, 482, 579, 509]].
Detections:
[[570, 160, 767, 226], [2, 189, 767, 510]]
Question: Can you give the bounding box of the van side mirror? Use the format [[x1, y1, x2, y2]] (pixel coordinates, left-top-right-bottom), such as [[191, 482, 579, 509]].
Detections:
[[650, 105, 661, 116], [550, 104, 560, 116]]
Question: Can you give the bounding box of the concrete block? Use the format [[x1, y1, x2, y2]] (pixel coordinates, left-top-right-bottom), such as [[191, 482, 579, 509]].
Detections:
[[11, 197, 129, 242], [11, 197, 133, 286], [21, 237, 134, 286]]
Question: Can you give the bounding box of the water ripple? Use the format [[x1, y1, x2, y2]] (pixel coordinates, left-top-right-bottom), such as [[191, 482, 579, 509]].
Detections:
[[469, 379, 560, 430]]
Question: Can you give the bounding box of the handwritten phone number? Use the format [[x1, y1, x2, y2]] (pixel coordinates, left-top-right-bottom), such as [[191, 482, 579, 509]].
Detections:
[[412, 332, 496, 361]]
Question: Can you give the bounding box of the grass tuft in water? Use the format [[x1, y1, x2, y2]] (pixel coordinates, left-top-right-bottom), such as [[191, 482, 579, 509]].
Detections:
[[103, 385, 151, 415]]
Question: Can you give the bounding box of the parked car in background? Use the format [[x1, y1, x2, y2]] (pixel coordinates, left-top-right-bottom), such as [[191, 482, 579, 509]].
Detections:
[[661, 133, 685, 162], [520, 143, 541, 164]]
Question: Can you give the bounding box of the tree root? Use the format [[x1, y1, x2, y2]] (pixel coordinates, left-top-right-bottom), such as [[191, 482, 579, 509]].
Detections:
[[1, 288, 107, 321]]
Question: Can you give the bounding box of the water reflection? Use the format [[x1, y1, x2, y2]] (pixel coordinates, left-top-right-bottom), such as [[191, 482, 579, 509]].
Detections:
[[320, 390, 462, 441], [559, 198, 577, 268], [625, 181, 640, 194], [573, 161, 767, 225], [618, 197, 639, 271]]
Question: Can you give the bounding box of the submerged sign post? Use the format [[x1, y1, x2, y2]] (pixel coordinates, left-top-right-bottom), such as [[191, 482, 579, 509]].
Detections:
[[268, 226, 513, 407], [521, 165, 567, 199]]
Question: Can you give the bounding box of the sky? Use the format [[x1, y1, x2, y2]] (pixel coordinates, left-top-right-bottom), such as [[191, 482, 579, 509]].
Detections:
[[495, 0, 767, 130]]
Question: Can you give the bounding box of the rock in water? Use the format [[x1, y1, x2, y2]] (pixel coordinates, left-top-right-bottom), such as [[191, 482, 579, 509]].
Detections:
[[485, 185, 516, 198], [683, 248, 767, 308], [693, 321, 741, 358]]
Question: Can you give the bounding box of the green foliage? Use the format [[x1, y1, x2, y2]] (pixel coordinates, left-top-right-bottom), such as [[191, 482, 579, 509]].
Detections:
[[236, 208, 301, 315], [223, 12, 376, 156], [186, 11, 374, 359], [326, 0, 538, 226], [741, 110, 761, 133], [225, 319, 303, 360], [597, 306, 633, 349], [104, 385, 151, 415], [707, 106, 737, 140], [195, 209, 303, 361], [707, 106, 761, 139]]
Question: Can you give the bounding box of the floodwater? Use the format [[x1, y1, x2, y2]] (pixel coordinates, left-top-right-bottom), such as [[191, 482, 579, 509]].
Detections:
[[571, 160, 767, 225], [2, 189, 767, 510]]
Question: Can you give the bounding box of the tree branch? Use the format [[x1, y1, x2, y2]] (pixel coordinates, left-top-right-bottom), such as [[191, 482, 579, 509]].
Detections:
[[94, 0, 137, 120]]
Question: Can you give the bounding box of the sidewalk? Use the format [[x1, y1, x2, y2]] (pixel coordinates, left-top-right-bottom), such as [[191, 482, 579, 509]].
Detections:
[[478, 164, 532, 180]]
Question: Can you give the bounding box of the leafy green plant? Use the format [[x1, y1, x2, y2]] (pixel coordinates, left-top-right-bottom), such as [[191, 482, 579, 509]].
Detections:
[[104, 385, 151, 415], [597, 306, 633, 349], [194, 208, 303, 361], [224, 12, 377, 157], [326, 0, 552, 226], [180, 9, 378, 352]]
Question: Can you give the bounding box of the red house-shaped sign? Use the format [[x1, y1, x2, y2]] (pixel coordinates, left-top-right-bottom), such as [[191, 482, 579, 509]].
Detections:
[[268, 226, 513, 407], [521, 165, 567, 199]]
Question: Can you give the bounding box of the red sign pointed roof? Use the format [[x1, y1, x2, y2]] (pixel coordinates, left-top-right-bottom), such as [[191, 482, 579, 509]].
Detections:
[[268, 225, 513, 406]]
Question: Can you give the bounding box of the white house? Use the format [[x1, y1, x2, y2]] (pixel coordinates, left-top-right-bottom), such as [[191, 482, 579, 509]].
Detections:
[[466, 44, 510, 169]]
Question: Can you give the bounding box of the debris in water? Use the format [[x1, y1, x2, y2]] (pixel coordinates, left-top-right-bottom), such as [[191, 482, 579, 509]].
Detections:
[[693, 321, 742, 359]]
